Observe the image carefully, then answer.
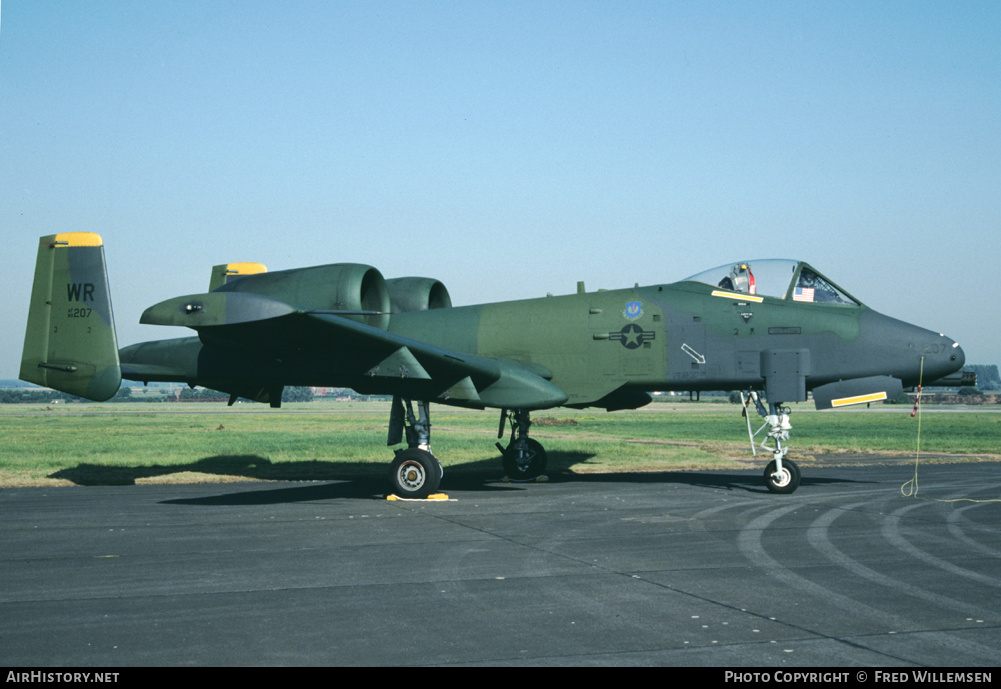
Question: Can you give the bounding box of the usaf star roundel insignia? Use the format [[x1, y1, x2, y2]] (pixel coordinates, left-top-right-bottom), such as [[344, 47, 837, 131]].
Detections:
[[610, 324, 655, 349], [623, 301, 643, 320]]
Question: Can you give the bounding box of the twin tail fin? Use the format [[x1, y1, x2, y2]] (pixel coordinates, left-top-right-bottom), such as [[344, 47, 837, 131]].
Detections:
[[20, 233, 121, 401]]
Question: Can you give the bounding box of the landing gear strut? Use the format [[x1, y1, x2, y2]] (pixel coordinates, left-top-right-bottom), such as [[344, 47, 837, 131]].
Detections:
[[496, 409, 548, 480], [387, 397, 442, 498], [742, 392, 801, 494]]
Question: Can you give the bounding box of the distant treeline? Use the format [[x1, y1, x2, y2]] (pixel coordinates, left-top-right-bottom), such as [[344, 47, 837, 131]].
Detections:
[[0, 386, 143, 404], [0, 388, 86, 404], [0, 385, 316, 404]]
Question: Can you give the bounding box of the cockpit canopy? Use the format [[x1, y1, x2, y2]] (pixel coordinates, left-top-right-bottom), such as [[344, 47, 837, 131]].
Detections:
[[682, 260, 860, 305]]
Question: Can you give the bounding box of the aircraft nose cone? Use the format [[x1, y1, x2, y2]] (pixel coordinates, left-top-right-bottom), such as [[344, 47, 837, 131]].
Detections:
[[950, 340, 965, 369], [858, 311, 965, 388], [920, 333, 965, 385], [944, 338, 965, 375]]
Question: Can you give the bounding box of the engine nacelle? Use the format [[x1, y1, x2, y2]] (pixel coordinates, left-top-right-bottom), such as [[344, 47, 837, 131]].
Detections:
[[214, 263, 391, 330], [385, 277, 452, 313]]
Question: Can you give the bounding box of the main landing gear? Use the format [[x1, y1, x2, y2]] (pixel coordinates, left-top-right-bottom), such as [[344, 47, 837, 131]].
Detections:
[[742, 391, 801, 494], [384, 402, 550, 497], [496, 409, 548, 480], [387, 397, 443, 499]]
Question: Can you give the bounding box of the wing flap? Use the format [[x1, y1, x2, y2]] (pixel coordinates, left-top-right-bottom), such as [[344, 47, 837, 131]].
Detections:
[[366, 346, 431, 380]]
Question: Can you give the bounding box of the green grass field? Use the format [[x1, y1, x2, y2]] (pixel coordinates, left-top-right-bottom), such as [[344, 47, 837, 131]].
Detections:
[[1, 400, 999, 486]]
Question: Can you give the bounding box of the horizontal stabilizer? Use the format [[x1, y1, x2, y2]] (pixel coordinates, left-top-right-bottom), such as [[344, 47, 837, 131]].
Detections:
[[812, 376, 903, 410]]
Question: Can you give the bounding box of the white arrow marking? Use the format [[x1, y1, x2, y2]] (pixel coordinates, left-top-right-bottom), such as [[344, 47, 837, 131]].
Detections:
[[681, 343, 706, 364]]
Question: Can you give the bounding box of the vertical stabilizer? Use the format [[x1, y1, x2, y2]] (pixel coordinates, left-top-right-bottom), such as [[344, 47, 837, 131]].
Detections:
[[208, 262, 267, 291], [20, 233, 121, 401]]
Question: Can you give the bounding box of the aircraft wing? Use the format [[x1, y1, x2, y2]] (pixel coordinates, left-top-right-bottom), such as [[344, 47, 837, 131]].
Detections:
[[139, 291, 568, 410]]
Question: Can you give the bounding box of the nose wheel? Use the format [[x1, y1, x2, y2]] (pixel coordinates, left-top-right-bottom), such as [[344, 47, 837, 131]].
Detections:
[[742, 391, 802, 494], [763, 457, 800, 494]]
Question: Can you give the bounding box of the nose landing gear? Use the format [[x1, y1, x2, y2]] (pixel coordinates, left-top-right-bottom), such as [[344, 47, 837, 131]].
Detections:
[[742, 391, 801, 494]]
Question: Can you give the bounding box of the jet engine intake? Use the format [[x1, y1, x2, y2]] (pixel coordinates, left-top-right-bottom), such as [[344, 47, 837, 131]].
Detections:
[[385, 277, 453, 313]]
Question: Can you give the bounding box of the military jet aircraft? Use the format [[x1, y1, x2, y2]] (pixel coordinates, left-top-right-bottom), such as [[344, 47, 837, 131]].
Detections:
[[21, 233, 967, 498]]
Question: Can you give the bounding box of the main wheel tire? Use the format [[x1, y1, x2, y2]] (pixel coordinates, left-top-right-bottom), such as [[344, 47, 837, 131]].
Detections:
[[763, 458, 800, 494], [502, 438, 547, 480], [389, 449, 441, 499]]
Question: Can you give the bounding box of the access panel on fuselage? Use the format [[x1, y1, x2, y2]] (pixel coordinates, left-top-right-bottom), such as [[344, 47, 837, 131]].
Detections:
[[585, 289, 666, 383], [472, 289, 666, 407]]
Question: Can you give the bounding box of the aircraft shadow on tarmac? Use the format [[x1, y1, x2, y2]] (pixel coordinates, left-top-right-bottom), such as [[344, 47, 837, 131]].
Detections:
[[48, 453, 396, 487], [47, 450, 863, 506], [47, 450, 582, 491], [50, 449, 604, 487], [160, 471, 864, 507], [567, 469, 863, 493]]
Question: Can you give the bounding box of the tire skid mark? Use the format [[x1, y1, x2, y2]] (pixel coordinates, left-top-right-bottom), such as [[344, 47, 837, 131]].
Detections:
[[947, 491, 1001, 558], [808, 501, 995, 621], [884, 499, 1001, 590], [739, 500, 1001, 664], [739, 503, 907, 628]]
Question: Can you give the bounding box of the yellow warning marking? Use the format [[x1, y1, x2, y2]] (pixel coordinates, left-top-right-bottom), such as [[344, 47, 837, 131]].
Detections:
[[52, 232, 103, 247], [225, 262, 267, 275], [831, 391, 888, 407], [711, 290, 763, 303]]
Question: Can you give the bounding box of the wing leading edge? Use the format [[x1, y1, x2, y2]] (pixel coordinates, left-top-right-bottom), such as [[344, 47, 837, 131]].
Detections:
[[135, 291, 567, 410]]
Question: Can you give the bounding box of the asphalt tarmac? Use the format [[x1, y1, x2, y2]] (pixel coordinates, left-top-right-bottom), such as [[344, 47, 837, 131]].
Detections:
[[2, 461, 1000, 667]]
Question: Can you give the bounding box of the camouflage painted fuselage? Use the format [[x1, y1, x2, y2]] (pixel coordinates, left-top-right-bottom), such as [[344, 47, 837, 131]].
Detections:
[[387, 280, 962, 409], [23, 234, 964, 412]]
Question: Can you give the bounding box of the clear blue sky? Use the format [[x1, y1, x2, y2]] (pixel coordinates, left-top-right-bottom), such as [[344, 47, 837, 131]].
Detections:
[[2, 1, 999, 379]]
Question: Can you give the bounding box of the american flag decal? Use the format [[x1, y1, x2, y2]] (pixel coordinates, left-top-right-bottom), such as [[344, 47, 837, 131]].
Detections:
[[793, 287, 815, 302]]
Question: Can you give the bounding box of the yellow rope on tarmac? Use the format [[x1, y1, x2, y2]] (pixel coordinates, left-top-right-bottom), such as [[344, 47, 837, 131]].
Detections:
[[900, 358, 923, 498], [901, 357, 1001, 504]]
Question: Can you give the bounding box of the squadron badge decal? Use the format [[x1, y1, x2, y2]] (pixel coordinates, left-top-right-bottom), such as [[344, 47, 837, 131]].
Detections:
[[624, 301, 643, 320]]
